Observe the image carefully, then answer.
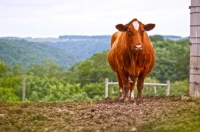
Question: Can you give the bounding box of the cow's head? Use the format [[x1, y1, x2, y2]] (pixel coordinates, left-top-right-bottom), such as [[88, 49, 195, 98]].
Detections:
[[115, 18, 155, 52]]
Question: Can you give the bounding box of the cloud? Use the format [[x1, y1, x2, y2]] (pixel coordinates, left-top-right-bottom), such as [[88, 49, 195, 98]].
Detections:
[[0, 0, 190, 37]]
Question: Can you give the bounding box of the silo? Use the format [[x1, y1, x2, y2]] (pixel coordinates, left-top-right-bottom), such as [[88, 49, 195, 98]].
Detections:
[[189, 0, 200, 97]]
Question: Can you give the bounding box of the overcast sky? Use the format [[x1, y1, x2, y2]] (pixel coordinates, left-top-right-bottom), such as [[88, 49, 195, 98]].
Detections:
[[0, 0, 190, 38]]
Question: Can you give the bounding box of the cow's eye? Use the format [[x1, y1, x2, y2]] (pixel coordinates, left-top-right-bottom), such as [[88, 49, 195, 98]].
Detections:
[[127, 30, 132, 35], [141, 30, 144, 36]]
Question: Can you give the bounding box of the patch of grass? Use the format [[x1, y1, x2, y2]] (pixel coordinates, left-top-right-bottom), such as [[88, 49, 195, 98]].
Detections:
[[29, 114, 49, 121], [9, 105, 23, 114], [137, 99, 200, 132], [76, 104, 82, 110]]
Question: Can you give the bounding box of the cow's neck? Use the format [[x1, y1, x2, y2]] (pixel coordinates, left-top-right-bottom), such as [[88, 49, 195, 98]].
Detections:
[[132, 51, 141, 65], [127, 49, 142, 77]]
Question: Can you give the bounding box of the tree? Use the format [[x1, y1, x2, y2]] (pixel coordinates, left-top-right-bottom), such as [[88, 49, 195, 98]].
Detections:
[[0, 87, 20, 102], [27, 60, 64, 78], [0, 60, 9, 77], [67, 51, 117, 86], [150, 39, 189, 82], [149, 35, 164, 42]]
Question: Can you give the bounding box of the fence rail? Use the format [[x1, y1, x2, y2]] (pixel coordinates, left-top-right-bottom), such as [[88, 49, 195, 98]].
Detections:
[[105, 78, 170, 98]]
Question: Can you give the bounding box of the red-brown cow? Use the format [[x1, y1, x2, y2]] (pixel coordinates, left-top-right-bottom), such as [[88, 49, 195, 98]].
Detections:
[[108, 18, 155, 103]]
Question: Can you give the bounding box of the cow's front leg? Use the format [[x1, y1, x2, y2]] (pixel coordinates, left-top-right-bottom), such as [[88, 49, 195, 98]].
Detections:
[[121, 77, 129, 102], [129, 77, 136, 102], [119, 88, 124, 101], [123, 84, 129, 102], [136, 83, 144, 104]]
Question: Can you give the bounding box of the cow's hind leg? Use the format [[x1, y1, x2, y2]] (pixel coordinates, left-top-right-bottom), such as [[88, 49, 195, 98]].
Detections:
[[136, 74, 146, 104], [116, 72, 124, 101]]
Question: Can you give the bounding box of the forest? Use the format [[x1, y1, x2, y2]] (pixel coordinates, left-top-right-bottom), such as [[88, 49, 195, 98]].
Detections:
[[0, 39, 79, 69], [0, 35, 189, 102]]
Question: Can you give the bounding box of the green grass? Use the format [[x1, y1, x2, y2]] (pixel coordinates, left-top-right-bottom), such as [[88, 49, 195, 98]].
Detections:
[[137, 99, 200, 132]]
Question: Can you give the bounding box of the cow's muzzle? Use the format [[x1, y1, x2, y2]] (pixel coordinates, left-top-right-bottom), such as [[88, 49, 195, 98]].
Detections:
[[131, 44, 143, 52]]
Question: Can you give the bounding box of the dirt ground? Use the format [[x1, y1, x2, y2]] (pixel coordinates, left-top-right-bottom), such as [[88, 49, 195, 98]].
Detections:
[[1, 92, 200, 132]]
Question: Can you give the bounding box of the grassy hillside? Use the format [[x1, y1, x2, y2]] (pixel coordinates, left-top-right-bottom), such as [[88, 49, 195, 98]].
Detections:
[[0, 39, 79, 69]]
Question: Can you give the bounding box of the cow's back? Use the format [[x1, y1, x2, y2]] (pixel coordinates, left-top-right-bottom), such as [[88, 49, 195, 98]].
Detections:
[[108, 32, 122, 72], [110, 32, 121, 47]]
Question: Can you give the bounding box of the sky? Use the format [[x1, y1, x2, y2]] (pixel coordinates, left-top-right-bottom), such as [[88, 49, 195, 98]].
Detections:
[[0, 0, 190, 38]]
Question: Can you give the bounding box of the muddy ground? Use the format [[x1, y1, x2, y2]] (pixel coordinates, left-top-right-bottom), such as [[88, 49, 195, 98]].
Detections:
[[0, 92, 200, 132]]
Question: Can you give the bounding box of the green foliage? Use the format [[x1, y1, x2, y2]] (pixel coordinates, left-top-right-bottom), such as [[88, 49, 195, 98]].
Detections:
[[170, 79, 189, 96], [27, 60, 64, 78], [19, 75, 90, 102], [0, 60, 9, 77], [143, 79, 189, 96], [71, 92, 91, 101], [0, 76, 21, 88], [82, 82, 105, 99], [0, 87, 20, 102], [150, 39, 189, 82], [10, 65, 26, 76], [149, 35, 164, 42], [142, 77, 160, 96], [143, 78, 188, 96], [29, 91, 40, 102], [0, 60, 91, 102], [67, 51, 117, 86], [107, 85, 120, 99]]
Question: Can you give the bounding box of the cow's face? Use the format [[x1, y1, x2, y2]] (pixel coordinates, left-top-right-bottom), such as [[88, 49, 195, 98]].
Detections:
[[115, 19, 155, 52]]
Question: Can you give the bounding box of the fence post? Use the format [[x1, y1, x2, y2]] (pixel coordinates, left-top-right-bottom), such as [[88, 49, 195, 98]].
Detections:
[[22, 74, 26, 101], [112, 86, 115, 93], [166, 80, 170, 96], [154, 86, 157, 94], [153, 81, 156, 94], [105, 78, 109, 98]]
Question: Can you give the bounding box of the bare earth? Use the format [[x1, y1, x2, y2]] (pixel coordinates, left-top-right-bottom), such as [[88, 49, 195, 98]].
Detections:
[[1, 93, 200, 132]]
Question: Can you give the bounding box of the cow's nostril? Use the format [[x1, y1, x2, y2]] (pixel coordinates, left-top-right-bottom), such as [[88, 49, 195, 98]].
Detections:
[[135, 45, 143, 48], [133, 44, 143, 51]]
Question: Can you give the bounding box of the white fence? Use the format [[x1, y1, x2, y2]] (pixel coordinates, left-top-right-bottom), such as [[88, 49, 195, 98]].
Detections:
[[105, 78, 170, 98]]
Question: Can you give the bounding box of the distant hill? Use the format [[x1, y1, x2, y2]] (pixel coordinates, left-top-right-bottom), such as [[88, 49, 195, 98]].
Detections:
[[0, 39, 79, 69], [1, 36, 110, 60], [42, 35, 187, 59], [163, 35, 182, 40], [1, 35, 187, 61], [59, 35, 110, 40], [43, 38, 110, 59]]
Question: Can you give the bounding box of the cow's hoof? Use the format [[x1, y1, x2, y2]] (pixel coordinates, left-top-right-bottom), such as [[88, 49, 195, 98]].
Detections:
[[136, 99, 143, 105], [118, 97, 124, 102], [124, 97, 129, 102], [129, 98, 135, 103]]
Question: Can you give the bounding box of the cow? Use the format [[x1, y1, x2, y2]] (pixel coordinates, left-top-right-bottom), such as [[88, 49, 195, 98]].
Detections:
[[107, 18, 155, 103]]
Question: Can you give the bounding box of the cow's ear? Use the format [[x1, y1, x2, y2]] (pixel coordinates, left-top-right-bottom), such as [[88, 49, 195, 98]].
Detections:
[[116, 24, 127, 31], [144, 24, 155, 31]]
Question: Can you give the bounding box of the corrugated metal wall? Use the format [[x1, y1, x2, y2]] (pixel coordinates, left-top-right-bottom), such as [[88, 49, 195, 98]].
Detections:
[[189, 0, 200, 97]]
